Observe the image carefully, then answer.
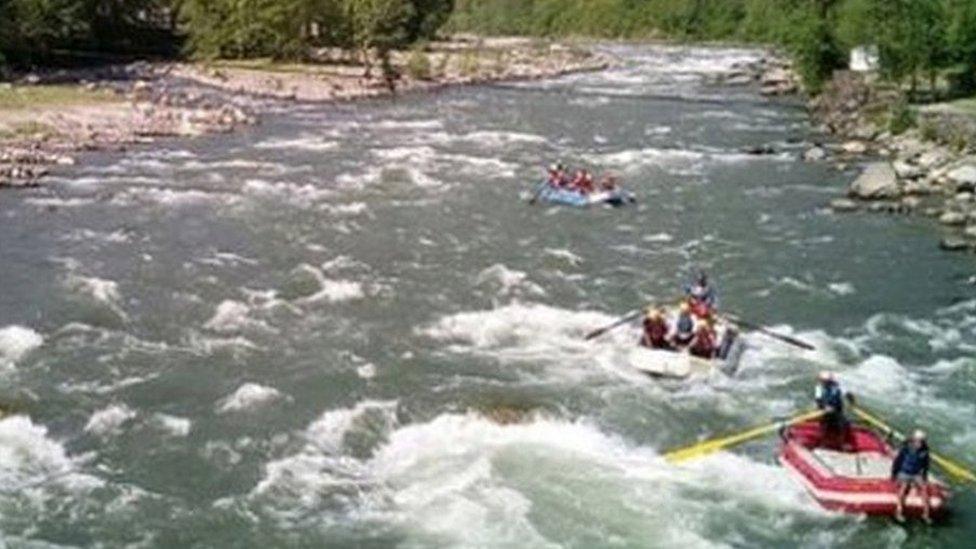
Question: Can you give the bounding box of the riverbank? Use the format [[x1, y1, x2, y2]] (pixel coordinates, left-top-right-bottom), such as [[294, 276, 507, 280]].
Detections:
[[810, 72, 976, 252], [0, 36, 611, 188]]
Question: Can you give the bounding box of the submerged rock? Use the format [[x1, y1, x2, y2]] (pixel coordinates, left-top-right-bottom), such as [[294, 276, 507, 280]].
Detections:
[[830, 198, 859, 212], [940, 237, 971, 251], [803, 146, 827, 162], [849, 162, 900, 199]]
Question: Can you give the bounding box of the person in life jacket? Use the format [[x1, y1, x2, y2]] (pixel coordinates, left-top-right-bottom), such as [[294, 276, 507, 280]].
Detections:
[[670, 302, 696, 348], [814, 371, 849, 448], [570, 169, 594, 194], [685, 271, 717, 317], [641, 307, 671, 349], [688, 319, 717, 359], [600, 173, 619, 191], [891, 429, 933, 523]]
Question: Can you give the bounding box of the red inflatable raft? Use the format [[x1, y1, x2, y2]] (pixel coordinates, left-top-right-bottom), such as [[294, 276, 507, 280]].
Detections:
[[779, 421, 950, 517]]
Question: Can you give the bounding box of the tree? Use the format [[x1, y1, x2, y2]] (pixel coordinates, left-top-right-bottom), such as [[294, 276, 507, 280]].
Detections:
[[342, 0, 413, 75]]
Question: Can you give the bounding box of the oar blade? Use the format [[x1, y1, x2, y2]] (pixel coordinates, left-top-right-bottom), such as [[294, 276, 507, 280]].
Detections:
[[663, 410, 825, 464]]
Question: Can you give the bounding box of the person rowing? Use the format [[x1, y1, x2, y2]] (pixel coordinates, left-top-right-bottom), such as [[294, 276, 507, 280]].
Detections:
[[599, 173, 619, 191], [688, 319, 717, 359], [892, 429, 933, 524], [640, 307, 671, 350], [546, 164, 567, 188], [570, 169, 595, 194], [814, 371, 850, 449], [670, 302, 696, 348], [685, 271, 717, 318]]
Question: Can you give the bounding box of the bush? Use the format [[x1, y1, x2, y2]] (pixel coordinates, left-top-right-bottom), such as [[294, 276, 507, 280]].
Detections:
[[887, 100, 916, 135], [458, 50, 480, 76], [919, 118, 940, 142], [406, 45, 432, 79]]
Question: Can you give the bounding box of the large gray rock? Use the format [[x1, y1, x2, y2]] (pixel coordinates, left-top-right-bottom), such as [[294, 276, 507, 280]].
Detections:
[[917, 150, 951, 170], [947, 163, 976, 190], [893, 160, 923, 180], [849, 162, 900, 199], [939, 211, 967, 226]]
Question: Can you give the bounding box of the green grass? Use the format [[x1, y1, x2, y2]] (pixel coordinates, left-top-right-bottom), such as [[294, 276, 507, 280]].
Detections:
[[942, 97, 976, 115], [0, 84, 119, 110], [0, 121, 58, 140]]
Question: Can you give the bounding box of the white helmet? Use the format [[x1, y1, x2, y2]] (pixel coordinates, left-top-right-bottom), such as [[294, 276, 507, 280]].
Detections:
[[912, 429, 927, 441], [818, 371, 834, 382]]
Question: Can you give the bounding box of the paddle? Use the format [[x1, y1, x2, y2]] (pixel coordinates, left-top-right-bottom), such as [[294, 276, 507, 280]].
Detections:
[[722, 313, 816, 351], [584, 309, 643, 341], [664, 409, 826, 464], [528, 181, 548, 205], [849, 404, 976, 485]]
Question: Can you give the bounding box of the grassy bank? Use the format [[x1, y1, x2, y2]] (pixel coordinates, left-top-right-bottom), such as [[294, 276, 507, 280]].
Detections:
[[0, 85, 120, 111]]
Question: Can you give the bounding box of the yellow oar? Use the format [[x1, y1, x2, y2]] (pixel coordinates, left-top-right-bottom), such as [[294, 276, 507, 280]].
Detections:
[[664, 409, 826, 464], [850, 405, 976, 485]]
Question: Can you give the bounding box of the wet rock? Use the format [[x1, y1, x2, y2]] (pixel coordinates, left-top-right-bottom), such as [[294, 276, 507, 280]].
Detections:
[[903, 180, 935, 195], [842, 140, 868, 155], [947, 163, 976, 191], [939, 211, 967, 226], [901, 196, 922, 210], [849, 162, 900, 199], [917, 150, 951, 170], [940, 237, 971, 251], [743, 144, 776, 155], [830, 198, 859, 212], [965, 225, 976, 239], [893, 160, 923, 180], [804, 146, 827, 162]]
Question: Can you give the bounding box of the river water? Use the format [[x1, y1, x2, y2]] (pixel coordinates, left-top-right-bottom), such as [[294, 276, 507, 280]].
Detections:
[[1, 45, 974, 548]]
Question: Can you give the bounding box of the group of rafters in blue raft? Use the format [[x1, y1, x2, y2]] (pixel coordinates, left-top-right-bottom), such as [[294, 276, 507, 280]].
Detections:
[[529, 164, 636, 207]]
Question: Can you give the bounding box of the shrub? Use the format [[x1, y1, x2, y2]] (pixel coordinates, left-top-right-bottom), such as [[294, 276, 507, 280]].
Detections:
[[887, 100, 916, 135], [406, 45, 432, 80], [458, 50, 481, 76], [919, 118, 940, 142]]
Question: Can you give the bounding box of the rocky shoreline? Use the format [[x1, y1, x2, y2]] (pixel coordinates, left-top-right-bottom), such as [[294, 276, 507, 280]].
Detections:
[[0, 37, 612, 189], [810, 73, 976, 253]]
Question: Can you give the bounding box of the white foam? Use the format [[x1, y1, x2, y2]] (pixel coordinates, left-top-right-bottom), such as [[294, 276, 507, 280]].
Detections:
[[291, 264, 366, 304], [0, 415, 97, 492], [84, 404, 136, 436], [253, 135, 339, 152], [64, 274, 128, 321], [0, 326, 43, 368], [204, 300, 271, 333], [153, 414, 192, 437], [475, 264, 545, 299], [217, 383, 284, 413]]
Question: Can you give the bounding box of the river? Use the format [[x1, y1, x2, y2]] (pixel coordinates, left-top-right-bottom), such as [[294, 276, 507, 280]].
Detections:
[[1, 45, 974, 548]]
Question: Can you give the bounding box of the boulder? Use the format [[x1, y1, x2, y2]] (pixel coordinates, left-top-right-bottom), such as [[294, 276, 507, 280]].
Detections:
[[965, 225, 976, 239], [849, 162, 900, 199], [917, 150, 951, 170], [842, 140, 868, 155], [829, 198, 859, 212], [903, 180, 935, 195], [947, 163, 976, 191], [893, 160, 924, 180], [803, 146, 827, 162], [940, 237, 971, 251], [939, 211, 967, 226]]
